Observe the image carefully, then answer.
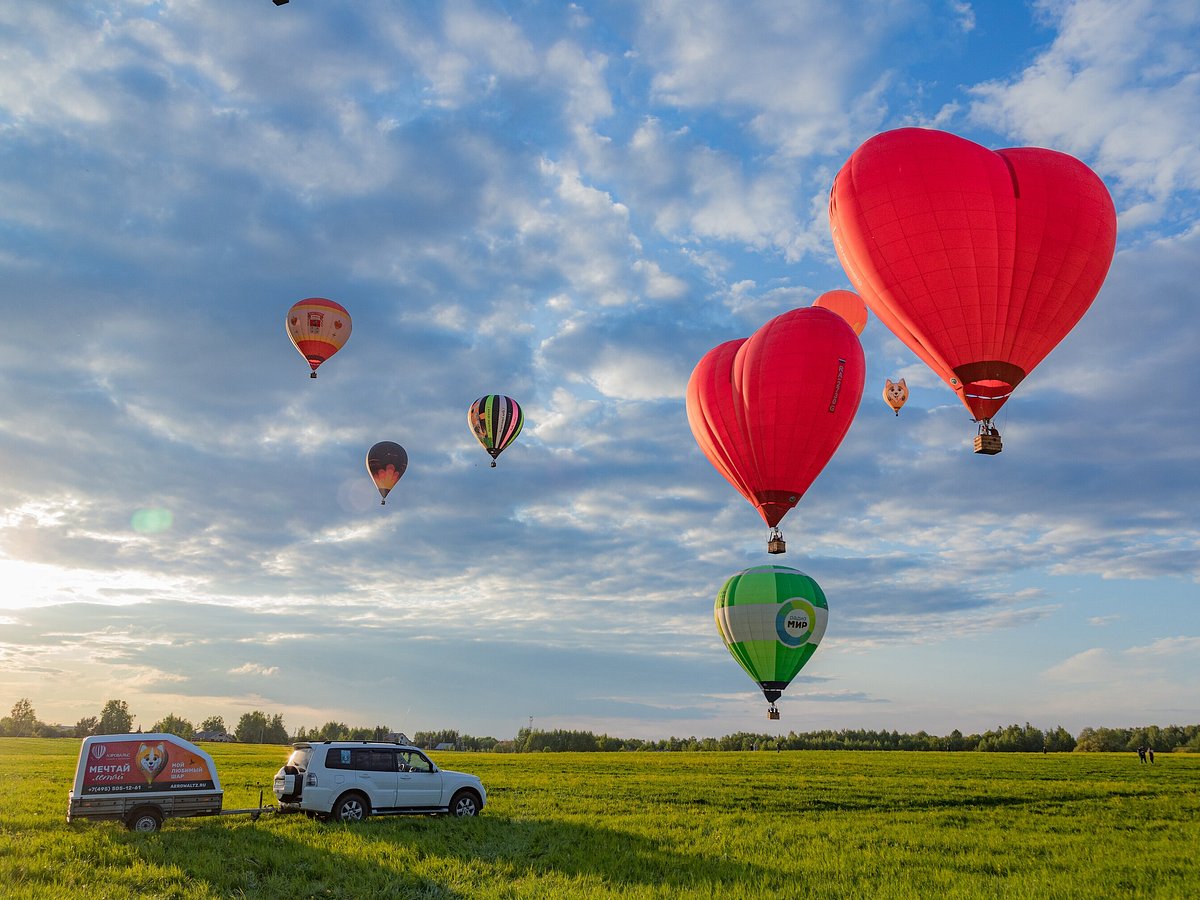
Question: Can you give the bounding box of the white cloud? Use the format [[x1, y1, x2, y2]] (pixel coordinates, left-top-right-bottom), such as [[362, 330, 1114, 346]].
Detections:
[[968, 0, 1200, 219], [634, 0, 906, 156], [585, 347, 689, 401], [1044, 635, 1200, 684], [229, 662, 280, 677]]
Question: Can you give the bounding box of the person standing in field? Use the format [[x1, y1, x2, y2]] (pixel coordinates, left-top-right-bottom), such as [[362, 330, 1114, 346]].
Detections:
[[1148, 747, 1155, 763], [1137, 746, 1147, 763]]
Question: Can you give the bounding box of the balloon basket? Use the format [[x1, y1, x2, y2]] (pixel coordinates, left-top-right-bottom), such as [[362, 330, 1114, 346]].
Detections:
[[767, 707, 780, 720], [973, 423, 1002, 455], [766, 528, 786, 554]]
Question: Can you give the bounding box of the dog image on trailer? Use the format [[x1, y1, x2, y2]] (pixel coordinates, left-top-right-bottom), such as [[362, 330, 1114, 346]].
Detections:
[[67, 733, 223, 832]]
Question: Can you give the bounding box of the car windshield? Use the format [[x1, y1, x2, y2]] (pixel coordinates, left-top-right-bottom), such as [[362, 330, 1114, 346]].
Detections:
[[287, 747, 312, 770]]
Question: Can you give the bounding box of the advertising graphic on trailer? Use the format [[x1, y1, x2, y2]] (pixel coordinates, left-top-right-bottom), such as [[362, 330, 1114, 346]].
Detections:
[[79, 738, 218, 794]]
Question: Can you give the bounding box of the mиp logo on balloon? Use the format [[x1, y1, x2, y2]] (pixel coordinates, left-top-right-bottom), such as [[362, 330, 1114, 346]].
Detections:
[[776, 598, 819, 647]]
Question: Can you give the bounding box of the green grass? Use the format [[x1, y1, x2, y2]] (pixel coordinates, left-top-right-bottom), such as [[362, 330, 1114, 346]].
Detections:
[[1, 739, 1196, 898]]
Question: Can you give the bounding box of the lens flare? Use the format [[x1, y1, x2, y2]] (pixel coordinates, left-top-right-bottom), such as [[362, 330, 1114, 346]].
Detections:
[[131, 508, 173, 534]]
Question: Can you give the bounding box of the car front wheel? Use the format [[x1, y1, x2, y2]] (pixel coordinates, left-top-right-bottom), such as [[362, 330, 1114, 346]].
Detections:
[[330, 792, 369, 823], [449, 790, 480, 817]]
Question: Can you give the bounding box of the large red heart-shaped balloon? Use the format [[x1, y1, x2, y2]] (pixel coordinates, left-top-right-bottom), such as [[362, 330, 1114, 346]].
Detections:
[[686, 307, 865, 529], [829, 128, 1116, 421]]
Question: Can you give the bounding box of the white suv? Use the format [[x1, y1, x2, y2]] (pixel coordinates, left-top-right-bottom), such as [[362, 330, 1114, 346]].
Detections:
[[273, 741, 486, 822]]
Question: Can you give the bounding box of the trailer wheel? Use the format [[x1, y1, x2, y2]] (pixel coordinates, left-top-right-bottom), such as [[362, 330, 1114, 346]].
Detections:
[[126, 806, 164, 832]]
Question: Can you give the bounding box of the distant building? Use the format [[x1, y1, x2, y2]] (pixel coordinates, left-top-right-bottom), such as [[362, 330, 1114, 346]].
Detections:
[[196, 731, 236, 742], [435, 742, 456, 751]]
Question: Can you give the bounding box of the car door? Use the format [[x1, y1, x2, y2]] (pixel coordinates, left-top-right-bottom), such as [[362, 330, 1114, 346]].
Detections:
[[395, 750, 443, 808], [352, 749, 399, 809]]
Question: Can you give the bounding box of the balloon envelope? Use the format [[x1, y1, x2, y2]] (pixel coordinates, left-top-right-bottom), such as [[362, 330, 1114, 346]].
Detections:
[[812, 289, 868, 336], [883, 378, 908, 415], [715, 565, 829, 705], [286, 298, 352, 377], [468, 395, 524, 466], [685, 339, 755, 507], [366, 441, 408, 504], [686, 307, 865, 529], [829, 127, 1116, 421]]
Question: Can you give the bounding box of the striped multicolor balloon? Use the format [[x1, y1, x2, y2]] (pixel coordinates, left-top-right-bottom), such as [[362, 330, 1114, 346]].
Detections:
[[715, 565, 829, 714], [286, 298, 352, 378], [468, 395, 524, 467]]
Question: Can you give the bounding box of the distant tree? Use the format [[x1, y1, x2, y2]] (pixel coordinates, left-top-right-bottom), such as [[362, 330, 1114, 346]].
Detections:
[[75, 716, 99, 738], [97, 699, 134, 735], [311, 721, 350, 741], [414, 729, 460, 749], [0, 698, 39, 737], [152, 714, 195, 739], [976, 723, 1044, 752], [235, 711, 267, 743], [339, 725, 393, 741], [1074, 726, 1129, 752], [1044, 726, 1076, 752], [235, 711, 289, 744], [199, 715, 226, 734]]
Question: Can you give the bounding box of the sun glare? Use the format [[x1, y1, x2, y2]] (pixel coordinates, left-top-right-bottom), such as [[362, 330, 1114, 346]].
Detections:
[[0, 558, 185, 611]]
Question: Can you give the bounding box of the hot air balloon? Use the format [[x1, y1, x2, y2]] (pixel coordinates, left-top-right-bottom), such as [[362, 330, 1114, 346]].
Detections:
[[366, 441, 408, 505], [685, 307, 865, 553], [286, 298, 352, 378], [715, 565, 829, 719], [468, 395, 524, 467], [812, 289, 868, 336], [883, 378, 908, 416], [829, 127, 1116, 454]]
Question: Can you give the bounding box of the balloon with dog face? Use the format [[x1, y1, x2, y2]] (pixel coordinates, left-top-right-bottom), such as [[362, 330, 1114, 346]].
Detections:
[[883, 378, 908, 415], [829, 128, 1116, 422], [715, 564, 829, 711], [286, 298, 352, 378]]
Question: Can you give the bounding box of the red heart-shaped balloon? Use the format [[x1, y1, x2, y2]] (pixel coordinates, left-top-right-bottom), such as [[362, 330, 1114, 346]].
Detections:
[[829, 128, 1116, 421], [687, 308, 865, 529]]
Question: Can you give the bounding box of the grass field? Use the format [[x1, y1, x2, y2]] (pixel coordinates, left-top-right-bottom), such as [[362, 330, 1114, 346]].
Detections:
[[0, 739, 1196, 898]]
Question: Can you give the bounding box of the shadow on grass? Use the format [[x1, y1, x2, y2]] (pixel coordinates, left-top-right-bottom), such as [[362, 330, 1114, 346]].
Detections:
[[115, 809, 775, 896]]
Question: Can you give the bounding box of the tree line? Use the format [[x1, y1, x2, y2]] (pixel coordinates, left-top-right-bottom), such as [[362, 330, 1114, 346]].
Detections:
[[0, 698, 284, 744], [4, 699, 1199, 752]]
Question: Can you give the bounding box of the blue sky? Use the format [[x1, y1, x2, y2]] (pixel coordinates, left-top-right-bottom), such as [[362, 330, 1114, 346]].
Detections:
[[0, 0, 1197, 741]]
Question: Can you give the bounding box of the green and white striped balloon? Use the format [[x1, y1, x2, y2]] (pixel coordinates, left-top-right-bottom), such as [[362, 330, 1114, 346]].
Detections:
[[714, 565, 829, 706]]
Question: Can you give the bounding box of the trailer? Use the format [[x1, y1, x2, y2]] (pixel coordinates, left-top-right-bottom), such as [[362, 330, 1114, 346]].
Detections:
[[67, 733, 270, 832]]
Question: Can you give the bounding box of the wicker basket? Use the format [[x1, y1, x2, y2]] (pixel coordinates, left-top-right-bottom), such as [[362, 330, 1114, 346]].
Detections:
[[767, 537, 787, 554], [974, 433, 1002, 455]]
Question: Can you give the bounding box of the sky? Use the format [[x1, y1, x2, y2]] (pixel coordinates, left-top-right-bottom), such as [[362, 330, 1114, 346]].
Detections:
[[0, 0, 1197, 743]]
